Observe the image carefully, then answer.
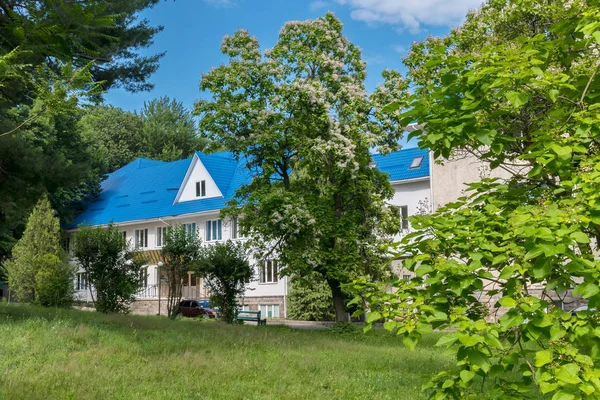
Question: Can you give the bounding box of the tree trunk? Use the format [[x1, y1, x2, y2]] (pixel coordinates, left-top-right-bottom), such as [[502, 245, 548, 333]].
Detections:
[[327, 277, 348, 322]]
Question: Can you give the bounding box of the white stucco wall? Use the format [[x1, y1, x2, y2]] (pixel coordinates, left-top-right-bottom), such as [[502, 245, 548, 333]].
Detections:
[[176, 156, 222, 203], [430, 152, 513, 211]]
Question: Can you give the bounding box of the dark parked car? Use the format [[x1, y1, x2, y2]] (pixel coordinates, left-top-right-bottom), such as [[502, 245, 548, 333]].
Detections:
[[178, 300, 217, 318]]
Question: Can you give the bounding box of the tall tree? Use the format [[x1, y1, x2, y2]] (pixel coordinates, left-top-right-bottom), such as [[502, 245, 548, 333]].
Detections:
[[0, 0, 164, 97], [161, 225, 201, 319], [73, 223, 144, 313], [353, 1, 600, 398], [79, 105, 146, 173], [6, 194, 73, 306], [140, 96, 206, 162], [0, 0, 164, 261], [195, 14, 405, 321]]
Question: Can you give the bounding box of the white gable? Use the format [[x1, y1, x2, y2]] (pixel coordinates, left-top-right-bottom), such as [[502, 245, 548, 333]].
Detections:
[[174, 154, 223, 204]]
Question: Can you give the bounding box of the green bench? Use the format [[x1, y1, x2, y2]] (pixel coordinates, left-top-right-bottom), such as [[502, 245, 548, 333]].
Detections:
[[236, 310, 266, 326]]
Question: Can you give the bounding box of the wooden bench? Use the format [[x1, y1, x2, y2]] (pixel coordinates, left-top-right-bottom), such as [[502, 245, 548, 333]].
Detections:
[[236, 310, 266, 326]]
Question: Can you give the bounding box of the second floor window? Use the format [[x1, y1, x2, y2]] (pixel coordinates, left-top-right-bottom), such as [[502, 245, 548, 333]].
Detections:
[[156, 226, 168, 247], [135, 229, 148, 248], [400, 206, 409, 230], [259, 260, 278, 283], [205, 219, 222, 241], [231, 216, 240, 239], [183, 223, 197, 239]]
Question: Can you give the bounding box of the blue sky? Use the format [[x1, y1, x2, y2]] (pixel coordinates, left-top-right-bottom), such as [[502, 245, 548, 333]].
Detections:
[[105, 0, 481, 113]]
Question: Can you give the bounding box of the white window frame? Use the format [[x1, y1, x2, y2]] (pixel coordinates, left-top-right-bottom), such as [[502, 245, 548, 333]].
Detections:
[[409, 156, 424, 169], [139, 267, 148, 288], [231, 216, 242, 239], [135, 229, 149, 248], [156, 226, 168, 247], [183, 223, 197, 239], [259, 260, 278, 284], [195, 180, 206, 198], [400, 205, 409, 230], [76, 272, 88, 291], [205, 219, 222, 242], [259, 304, 280, 319]]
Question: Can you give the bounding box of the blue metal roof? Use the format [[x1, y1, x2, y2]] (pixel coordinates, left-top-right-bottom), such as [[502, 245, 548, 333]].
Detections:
[[72, 148, 429, 227], [372, 147, 429, 182]]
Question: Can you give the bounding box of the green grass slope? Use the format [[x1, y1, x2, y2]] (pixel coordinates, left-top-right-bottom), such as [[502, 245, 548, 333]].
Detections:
[[0, 304, 452, 400]]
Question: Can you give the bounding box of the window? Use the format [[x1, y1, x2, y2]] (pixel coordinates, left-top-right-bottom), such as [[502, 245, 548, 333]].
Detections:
[[231, 216, 241, 239], [240, 305, 250, 312], [156, 226, 168, 247], [76, 273, 87, 291], [183, 223, 197, 239], [195, 180, 206, 197], [135, 229, 149, 248], [409, 156, 424, 169], [400, 206, 409, 230], [139, 267, 148, 288], [190, 273, 197, 287], [402, 274, 411, 280], [63, 237, 70, 252], [259, 304, 280, 319], [259, 260, 278, 283], [205, 220, 222, 241], [121, 231, 127, 242]]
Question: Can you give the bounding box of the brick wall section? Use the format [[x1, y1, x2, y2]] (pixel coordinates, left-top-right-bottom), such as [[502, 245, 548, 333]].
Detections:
[[478, 288, 584, 322], [129, 295, 285, 317]]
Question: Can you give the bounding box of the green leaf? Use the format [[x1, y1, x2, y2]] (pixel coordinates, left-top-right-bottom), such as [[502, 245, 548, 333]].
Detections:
[[435, 334, 458, 347], [460, 370, 476, 383], [549, 143, 572, 161], [499, 312, 524, 330], [382, 101, 402, 113], [498, 296, 517, 308], [554, 363, 581, 385], [593, 30, 600, 45], [524, 247, 544, 261], [549, 89, 560, 103], [573, 282, 600, 299], [456, 332, 484, 347], [366, 311, 382, 323], [551, 391, 575, 400], [535, 350, 553, 367], [466, 348, 490, 373], [505, 91, 529, 108], [476, 129, 494, 145], [403, 335, 418, 351], [569, 231, 590, 244]]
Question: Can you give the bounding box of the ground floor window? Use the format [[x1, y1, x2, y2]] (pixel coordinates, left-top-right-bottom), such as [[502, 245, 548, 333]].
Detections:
[[139, 267, 148, 288], [240, 305, 250, 312], [76, 273, 87, 291], [259, 304, 280, 319]]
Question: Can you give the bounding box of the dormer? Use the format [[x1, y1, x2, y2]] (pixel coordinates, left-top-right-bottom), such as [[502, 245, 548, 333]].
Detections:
[[174, 153, 223, 204]]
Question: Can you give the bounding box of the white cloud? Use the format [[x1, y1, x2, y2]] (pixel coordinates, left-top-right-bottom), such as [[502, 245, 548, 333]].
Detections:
[[336, 0, 484, 33], [394, 45, 406, 54], [203, 0, 237, 7], [310, 1, 330, 11]]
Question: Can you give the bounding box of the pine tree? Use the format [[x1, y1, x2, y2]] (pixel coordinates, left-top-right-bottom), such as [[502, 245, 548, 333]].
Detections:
[[6, 194, 73, 305]]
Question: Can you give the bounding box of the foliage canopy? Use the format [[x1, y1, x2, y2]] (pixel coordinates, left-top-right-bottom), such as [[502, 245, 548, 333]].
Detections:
[[352, 1, 600, 398]]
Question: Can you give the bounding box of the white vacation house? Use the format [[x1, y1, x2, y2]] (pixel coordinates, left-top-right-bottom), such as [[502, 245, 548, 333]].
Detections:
[[66, 148, 431, 318]]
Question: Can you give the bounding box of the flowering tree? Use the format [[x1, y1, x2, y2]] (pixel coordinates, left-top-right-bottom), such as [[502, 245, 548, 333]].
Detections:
[[195, 13, 406, 321], [352, 0, 600, 398]]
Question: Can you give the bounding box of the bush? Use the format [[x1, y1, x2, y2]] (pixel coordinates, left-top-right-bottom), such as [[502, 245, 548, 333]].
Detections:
[[196, 240, 252, 324], [287, 274, 335, 321], [34, 254, 75, 307]]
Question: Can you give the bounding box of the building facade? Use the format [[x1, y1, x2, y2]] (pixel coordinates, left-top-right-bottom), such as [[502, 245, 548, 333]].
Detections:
[[67, 148, 431, 318]]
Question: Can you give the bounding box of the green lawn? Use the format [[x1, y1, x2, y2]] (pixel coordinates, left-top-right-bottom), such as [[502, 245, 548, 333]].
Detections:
[[0, 303, 452, 400]]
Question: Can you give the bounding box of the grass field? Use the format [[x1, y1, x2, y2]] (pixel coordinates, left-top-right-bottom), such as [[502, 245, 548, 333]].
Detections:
[[0, 303, 452, 400]]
